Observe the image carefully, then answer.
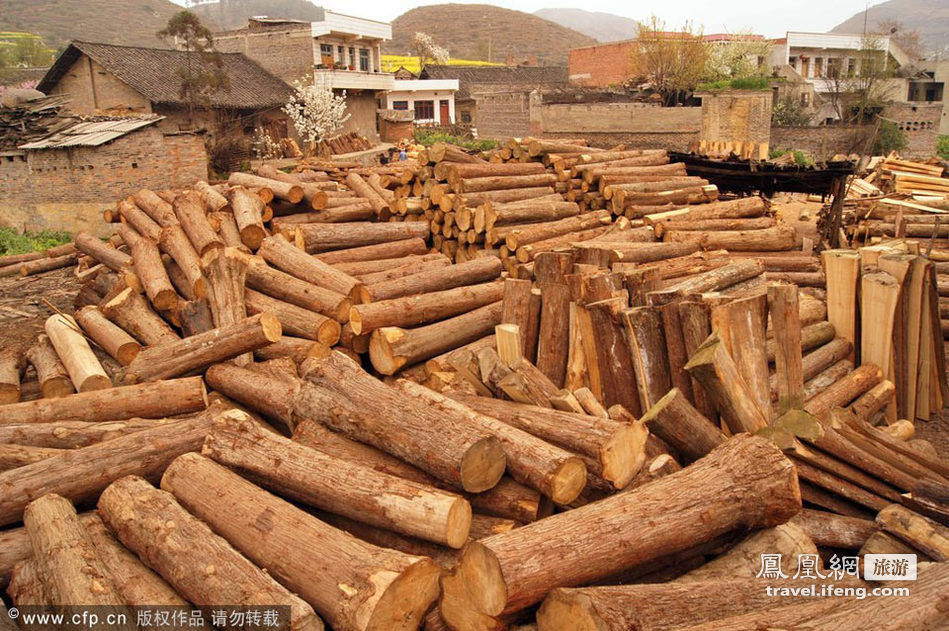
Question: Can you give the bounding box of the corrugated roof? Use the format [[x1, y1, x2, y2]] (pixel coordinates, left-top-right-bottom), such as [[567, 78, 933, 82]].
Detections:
[[18, 116, 162, 149], [38, 41, 292, 110]]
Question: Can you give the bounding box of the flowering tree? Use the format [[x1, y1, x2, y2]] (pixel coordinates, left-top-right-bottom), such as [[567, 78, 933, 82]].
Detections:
[[283, 79, 350, 155], [412, 32, 449, 70]]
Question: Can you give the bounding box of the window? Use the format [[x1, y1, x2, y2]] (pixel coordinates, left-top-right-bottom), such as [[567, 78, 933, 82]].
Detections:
[[826, 57, 840, 78], [393, 100, 409, 110], [348, 47, 355, 68], [359, 48, 369, 72], [414, 100, 435, 120], [460, 111, 472, 124], [320, 44, 333, 55], [847, 58, 857, 76]]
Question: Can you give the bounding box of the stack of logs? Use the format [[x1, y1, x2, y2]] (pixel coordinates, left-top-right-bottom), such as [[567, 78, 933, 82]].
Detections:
[[0, 139, 947, 631]]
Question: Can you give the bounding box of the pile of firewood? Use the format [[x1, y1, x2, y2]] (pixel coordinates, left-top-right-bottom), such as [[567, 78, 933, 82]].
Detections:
[[315, 130, 373, 157], [0, 139, 947, 630]]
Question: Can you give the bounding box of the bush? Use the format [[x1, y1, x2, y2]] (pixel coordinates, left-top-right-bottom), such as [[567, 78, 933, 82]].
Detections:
[[771, 97, 812, 127], [0, 227, 72, 255], [413, 129, 497, 152], [872, 120, 907, 156], [938, 135, 949, 160]]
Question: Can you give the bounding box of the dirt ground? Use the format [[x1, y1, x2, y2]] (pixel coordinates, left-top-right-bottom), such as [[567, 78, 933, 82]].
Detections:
[[0, 265, 946, 458]]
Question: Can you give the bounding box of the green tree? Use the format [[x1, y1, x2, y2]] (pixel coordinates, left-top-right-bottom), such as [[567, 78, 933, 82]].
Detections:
[[158, 11, 230, 129]]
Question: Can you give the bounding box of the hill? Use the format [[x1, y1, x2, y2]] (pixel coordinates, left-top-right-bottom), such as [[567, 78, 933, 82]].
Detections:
[[385, 4, 595, 66], [0, 0, 199, 49], [191, 0, 325, 32], [832, 0, 949, 56], [534, 8, 638, 43]]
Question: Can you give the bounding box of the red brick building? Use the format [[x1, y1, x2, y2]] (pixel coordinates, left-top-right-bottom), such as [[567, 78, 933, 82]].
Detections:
[[568, 40, 636, 87]]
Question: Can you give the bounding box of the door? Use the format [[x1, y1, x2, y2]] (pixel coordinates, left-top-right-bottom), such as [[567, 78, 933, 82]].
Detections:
[[439, 99, 450, 124]]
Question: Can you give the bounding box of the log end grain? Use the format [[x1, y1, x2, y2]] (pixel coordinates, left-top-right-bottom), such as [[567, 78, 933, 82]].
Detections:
[[601, 420, 649, 489], [260, 312, 284, 344], [318, 319, 343, 346], [366, 557, 443, 631], [441, 541, 507, 627], [550, 456, 588, 505], [460, 437, 507, 493], [240, 226, 266, 251], [535, 589, 601, 631], [368, 327, 407, 375]]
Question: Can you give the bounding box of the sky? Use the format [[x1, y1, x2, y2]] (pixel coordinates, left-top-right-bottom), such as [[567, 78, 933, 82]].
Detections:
[[172, 0, 883, 39]]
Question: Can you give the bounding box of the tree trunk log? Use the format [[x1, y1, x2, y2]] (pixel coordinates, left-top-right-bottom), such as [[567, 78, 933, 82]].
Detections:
[[351, 281, 503, 335], [116, 224, 177, 311], [24, 335, 74, 399], [804, 364, 883, 420], [439, 435, 801, 628], [648, 260, 764, 305], [201, 246, 251, 364], [245, 288, 340, 344], [101, 287, 180, 347], [74, 306, 140, 366], [227, 186, 267, 250], [98, 474, 323, 630], [259, 234, 367, 303], [230, 172, 304, 204], [677, 300, 717, 420], [162, 452, 441, 631], [369, 301, 502, 375], [448, 393, 647, 490], [314, 238, 429, 264], [365, 257, 502, 302], [124, 313, 281, 382], [639, 388, 725, 463], [173, 190, 224, 256], [876, 504, 949, 561], [711, 293, 771, 420], [791, 508, 879, 549], [0, 418, 173, 448], [202, 411, 472, 548], [75, 231, 133, 272], [345, 172, 391, 219], [294, 222, 430, 255], [393, 380, 587, 505], [623, 306, 672, 412], [44, 314, 110, 392]]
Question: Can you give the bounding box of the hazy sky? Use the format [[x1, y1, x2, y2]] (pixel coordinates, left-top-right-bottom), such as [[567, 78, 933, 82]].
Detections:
[[173, 0, 884, 38]]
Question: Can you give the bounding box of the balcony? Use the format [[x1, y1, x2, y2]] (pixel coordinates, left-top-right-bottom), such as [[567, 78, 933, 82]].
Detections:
[[314, 68, 395, 91]]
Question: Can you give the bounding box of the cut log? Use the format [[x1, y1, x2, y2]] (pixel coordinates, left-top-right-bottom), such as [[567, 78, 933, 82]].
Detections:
[[345, 172, 391, 218], [821, 249, 860, 361], [678, 300, 717, 420], [24, 494, 131, 614], [302, 355, 507, 492], [622, 306, 672, 412], [294, 222, 430, 254], [227, 186, 267, 250], [74, 306, 140, 366], [684, 332, 769, 434], [245, 288, 340, 344], [162, 452, 440, 631], [247, 258, 351, 321], [640, 388, 726, 463], [173, 190, 224, 255], [712, 293, 770, 420], [116, 224, 177, 310], [876, 504, 949, 561], [314, 238, 429, 265], [393, 380, 587, 504], [201, 246, 250, 364], [75, 232, 133, 272], [439, 435, 801, 628], [83, 513, 188, 606], [124, 313, 282, 382], [448, 393, 647, 489], [0, 418, 172, 449], [0, 349, 21, 405], [259, 234, 367, 303], [648, 260, 764, 305], [369, 301, 503, 375], [100, 287, 180, 347], [804, 364, 883, 419], [202, 410, 471, 548], [98, 474, 323, 630], [230, 172, 304, 204], [44, 313, 110, 392], [24, 336, 74, 399], [365, 256, 502, 302], [792, 508, 879, 549]]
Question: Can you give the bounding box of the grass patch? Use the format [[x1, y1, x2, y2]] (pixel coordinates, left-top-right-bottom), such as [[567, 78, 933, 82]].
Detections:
[[768, 149, 815, 166], [697, 76, 771, 92], [0, 227, 72, 255], [414, 129, 498, 152]]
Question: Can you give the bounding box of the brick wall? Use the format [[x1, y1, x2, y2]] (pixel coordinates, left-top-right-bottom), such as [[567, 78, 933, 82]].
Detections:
[[474, 91, 533, 138], [769, 125, 875, 159], [49, 55, 152, 115], [884, 102, 941, 159], [699, 90, 773, 145], [0, 127, 207, 236], [340, 91, 381, 142], [215, 25, 314, 85], [568, 41, 634, 87], [539, 102, 701, 134]]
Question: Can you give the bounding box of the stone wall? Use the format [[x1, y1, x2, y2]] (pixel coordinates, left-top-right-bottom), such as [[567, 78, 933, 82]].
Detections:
[[0, 128, 207, 237]]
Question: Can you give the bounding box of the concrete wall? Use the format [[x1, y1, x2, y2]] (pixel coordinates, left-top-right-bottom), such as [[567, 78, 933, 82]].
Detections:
[[699, 90, 773, 145], [48, 55, 152, 114], [215, 25, 315, 85], [0, 128, 207, 237], [568, 41, 634, 87], [339, 90, 381, 141], [385, 89, 455, 124]]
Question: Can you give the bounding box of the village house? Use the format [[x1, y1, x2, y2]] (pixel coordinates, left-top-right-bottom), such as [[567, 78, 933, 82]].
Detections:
[[383, 78, 460, 125], [35, 41, 292, 138]]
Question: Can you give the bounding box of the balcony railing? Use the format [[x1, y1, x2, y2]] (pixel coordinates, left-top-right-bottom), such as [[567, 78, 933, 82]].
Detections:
[[313, 68, 395, 91]]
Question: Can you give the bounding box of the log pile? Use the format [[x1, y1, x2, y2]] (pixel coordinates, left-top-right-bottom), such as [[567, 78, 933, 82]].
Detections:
[[0, 139, 946, 630]]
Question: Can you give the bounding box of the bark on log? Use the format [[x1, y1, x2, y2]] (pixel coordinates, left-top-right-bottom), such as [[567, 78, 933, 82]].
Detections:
[[0, 418, 172, 449], [876, 504, 949, 561], [369, 301, 503, 375], [295, 222, 430, 255], [792, 508, 879, 549], [124, 313, 282, 382], [23, 494, 131, 613], [75, 232, 133, 272], [202, 411, 472, 548], [804, 364, 883, 419], [98, 474, 323, 630], [227, 186, 267, 250], [117, 224, 177, 310], [23, 336, 73, 399], [158, 223, 206, 299], [639, 388, 726, 463], [162, 452, 440, 631], [245, 288, 340, 344], [439, 435, 801, 628], [230, 172, 304, 204], [101, 286, 180, 347], [173, 191, 224, 255], [247, 258, 351, 321], [393, 380, 587, 504], [365, 257, 502, 302], [201, 246, 250, 364], [0, 349, 21, 405], [448, 393, 647, 489], [259, 234, 367, 303], [44, 313, 110, 392], [648, 260, 765, 305], [74, 306, 140, 366], [712, 293, 771, 420], [345, 172, 391, 218], [314, 238, 429, 265], [622, 306, 672, 412]]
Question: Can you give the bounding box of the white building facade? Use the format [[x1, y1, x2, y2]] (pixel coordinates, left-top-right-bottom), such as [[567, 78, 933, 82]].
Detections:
[[384, 79, 460, 125]]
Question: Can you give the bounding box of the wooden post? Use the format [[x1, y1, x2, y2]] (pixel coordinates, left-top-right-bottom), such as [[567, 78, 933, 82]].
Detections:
[[44, 314, 110, 392], [822, 249, 860, 361], [98, 475, 323, 630], [861, 271, 900, 422], [535, 253, 573, 388], [768, 284, 805, 414]]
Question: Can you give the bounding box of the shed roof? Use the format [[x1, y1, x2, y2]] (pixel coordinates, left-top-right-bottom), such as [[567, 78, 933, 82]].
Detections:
[[19, 115, 163, 149]]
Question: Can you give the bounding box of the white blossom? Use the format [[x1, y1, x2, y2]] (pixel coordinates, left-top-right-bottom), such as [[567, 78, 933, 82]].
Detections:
[[412, 32, 449, 66], [283, 78, 350, 153]]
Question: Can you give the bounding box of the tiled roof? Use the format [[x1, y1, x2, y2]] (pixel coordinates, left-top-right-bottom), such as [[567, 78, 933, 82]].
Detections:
[[38, 41, 292, 110]]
